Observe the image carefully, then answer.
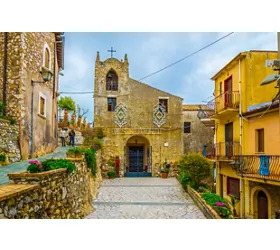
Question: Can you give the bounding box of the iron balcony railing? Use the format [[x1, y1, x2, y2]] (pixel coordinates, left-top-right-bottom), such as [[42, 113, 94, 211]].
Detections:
[[203, 141, 241, 160], [232, 155, 280, 181], [207, 91, 240, 115]]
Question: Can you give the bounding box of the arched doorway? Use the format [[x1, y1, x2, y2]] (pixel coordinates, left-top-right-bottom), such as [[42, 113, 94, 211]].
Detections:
[[257, 190, 268, 219], [124, 135, 152, 177]]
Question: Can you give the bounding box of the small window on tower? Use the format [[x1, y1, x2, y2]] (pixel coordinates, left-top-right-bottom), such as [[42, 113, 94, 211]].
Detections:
[[108, 98, 117, 112], [106, 70, 118, 91], [43, 44, 51, 70], [159, 98, 168, 113]]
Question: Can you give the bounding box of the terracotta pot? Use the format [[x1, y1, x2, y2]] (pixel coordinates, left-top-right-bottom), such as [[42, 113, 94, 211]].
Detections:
[[108, 176, 115, 179], [161, 173, 168, 179]]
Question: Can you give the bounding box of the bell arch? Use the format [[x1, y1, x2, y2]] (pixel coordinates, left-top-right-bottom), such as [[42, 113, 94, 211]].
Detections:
[[106, 69, 118, 91]]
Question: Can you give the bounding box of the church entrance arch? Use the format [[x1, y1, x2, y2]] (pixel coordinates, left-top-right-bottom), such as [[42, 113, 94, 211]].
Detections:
[[124, 135, 152, 177]]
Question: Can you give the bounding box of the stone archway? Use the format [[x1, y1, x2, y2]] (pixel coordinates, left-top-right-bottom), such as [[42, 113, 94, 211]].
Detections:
[[124, 135, 152, 177], [251, 186, 272, 219]]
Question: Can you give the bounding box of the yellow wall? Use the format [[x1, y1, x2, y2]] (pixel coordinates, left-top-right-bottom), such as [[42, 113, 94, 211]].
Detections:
[[213, 51, 280, 219]]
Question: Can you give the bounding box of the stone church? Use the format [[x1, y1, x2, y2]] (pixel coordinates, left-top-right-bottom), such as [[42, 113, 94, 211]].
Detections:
[[93, 52, 183, 177]]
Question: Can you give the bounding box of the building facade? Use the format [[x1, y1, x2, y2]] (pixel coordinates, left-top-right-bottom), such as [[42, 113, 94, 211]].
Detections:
[[207, 50, 280, 218], [182, 104, 214, 154], [94, 52, 183, 177], [0, 32, 64, 162]]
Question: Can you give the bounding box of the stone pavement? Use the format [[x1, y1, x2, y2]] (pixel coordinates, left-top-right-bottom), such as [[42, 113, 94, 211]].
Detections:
[[0, 146, 68, 186], [86, 177, 206, 219]]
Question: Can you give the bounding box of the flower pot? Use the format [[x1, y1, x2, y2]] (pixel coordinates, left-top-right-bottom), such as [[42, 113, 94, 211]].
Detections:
[[108, 176, 115, 179], [161, 173, 168, 179]]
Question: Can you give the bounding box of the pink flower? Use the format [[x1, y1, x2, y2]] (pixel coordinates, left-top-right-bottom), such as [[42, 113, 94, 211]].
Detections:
[[216, 201, 227, 207], [29, 159, 39, 164], [38, 165, 43, 169]]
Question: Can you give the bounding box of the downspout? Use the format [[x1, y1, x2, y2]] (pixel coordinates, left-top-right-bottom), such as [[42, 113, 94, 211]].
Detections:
[[3, 32, 8, 116], [53, 41, 57, 147], [30, 81, 34, 158], [238, 59, 244, 218]]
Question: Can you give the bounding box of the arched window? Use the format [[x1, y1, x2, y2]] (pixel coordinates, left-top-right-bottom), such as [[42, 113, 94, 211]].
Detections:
[[45, 48, 50, 68], [43, 44, 51, 70], [106, 70, 118, 91]]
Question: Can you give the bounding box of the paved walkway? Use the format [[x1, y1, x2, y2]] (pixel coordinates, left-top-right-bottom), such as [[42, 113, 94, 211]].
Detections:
[[0, 146, 68, 186], [86, 177, 206, 219]]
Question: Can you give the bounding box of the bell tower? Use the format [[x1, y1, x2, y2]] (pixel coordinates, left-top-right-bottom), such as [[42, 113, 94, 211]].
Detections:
[[93, 51, 130, 127]]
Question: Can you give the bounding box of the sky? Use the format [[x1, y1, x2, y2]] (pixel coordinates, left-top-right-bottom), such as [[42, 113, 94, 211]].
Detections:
[[58, 32, 279, 124]]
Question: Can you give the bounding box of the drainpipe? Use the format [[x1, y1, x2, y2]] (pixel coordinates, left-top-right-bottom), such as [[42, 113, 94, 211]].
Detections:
[[2, 32, 8, 116], [30, 81, 35, 158], [238, 59, 244, 218]]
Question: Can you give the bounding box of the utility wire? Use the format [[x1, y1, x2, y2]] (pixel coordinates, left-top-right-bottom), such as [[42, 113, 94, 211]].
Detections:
[[59, 32, 235, 95], [138, 32, 235, 81]]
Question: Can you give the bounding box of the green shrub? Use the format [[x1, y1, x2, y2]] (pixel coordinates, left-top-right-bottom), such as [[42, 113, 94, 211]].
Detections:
[[96, 128, 104, 139], [93, 137, 103, 149], [179, 153, 211, 189], [178, 169, 190, 190], [0, 153, 6, 162], [201, 192, 229, 207], [200, 192, 233, 218], [67, 147, 87, 155], [107, 171, 116, 178], [27, 159, 76, 174], [107, 159, 115, 167], [84, 147, 97, 176]]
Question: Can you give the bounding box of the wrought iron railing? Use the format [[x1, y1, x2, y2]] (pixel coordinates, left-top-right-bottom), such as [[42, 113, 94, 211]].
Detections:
[[203, 141, 241, 160], [207, 91, 240, 114], [232, 155, 280, 180]]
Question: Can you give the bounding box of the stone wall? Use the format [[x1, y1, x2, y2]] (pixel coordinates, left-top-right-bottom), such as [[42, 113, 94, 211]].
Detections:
[[0, 118, 21, 163], [0, 153, 102, 219], [248, 181, 280, 219], [183, 110, 214, 154], [0, 32, 61, 161]]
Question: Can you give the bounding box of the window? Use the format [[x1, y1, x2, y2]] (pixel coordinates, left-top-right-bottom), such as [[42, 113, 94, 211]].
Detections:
[[43, 44, 51, 69], [107, 98, 116, 111], [256, 128, 264, 153], [106, 70, 118, 91], [159, 98, 168, 113], [184, 122, 191, 133], [38, 92, 46, 117], [227, 177, 240, 197], [219, 82, 222, 95]]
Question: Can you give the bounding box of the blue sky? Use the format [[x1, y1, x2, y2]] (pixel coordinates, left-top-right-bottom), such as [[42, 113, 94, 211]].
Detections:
[[59, 32, 278, 124]]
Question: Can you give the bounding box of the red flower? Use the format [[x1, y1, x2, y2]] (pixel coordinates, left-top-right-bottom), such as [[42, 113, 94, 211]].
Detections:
[[38, 165, 43, 169]]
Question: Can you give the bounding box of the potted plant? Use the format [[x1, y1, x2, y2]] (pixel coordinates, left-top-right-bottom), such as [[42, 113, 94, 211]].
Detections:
[[107, 170, 116, 179], [160, 167, 169, 179]]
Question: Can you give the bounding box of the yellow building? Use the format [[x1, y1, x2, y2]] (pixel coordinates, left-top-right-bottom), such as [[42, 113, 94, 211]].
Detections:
[[207, 50, 280, 219]]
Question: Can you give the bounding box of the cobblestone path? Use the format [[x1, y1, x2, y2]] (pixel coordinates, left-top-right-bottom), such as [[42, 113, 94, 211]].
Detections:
[[86, 177, 206, 219], [0, 146, 68, 186]]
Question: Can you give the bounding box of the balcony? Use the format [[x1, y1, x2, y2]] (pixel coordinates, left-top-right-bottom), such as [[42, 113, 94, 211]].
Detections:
[[203, 141, 241, 161], [231, 155, 280, 181], [207, 91, 240, 119]]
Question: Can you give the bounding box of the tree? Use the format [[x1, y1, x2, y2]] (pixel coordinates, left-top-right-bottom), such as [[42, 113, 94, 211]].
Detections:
[[179, 153, 211, 189], [58, 96, 76, 112]]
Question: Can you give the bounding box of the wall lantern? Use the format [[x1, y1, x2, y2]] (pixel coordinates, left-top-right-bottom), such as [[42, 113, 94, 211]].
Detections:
[[197, 105, 207, 120], [32, 66, 53, 84]]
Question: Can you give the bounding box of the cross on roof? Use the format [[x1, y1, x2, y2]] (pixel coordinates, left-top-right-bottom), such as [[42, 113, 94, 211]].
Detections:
[[107, 46, 116, 58]]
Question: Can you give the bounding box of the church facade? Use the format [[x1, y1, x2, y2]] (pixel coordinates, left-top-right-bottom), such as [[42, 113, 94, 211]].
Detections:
[[93, 52, 183, 177]]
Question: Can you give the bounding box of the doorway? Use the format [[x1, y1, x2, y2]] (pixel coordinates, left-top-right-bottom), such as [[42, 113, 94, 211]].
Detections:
[[257, 191, 268, 219], [124, 135, 152, 177], [128, 146, 144, 173], [225, 122, 233, 158], [224, 76, 233, 107]]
